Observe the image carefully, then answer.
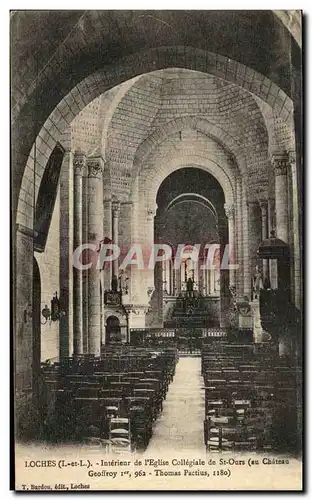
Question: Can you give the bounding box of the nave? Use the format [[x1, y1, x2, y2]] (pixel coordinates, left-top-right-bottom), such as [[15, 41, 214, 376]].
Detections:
[[147, 357, 205, 453], [12, 12, 302, 461], [36, 340, 300, 455]]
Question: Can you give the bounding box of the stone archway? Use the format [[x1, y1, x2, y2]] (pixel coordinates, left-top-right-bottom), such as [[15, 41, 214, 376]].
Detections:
[[139, 165, 233, 329], [32, 257, 41, 399], [15, 45, 292, 229]]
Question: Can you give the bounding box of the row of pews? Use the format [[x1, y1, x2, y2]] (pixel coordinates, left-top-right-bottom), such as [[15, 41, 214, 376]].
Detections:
[[202, 342, 299, 453], [39, 346, 178, 452]]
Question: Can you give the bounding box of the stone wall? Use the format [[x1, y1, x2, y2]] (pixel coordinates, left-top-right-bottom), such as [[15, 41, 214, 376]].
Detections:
[[35, 187, 60, 362], [15, 228, 33, 394]]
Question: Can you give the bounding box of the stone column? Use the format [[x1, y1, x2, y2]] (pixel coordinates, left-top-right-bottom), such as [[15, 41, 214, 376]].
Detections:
[[199, 264, 204, 295], [82, 173, 89, 353], [242, 184, 251, 299], [176, 265, 181, 295], [103, 198, 112, 290], [87, 156, 104, 355], [247, 200, 262, 298], [73, 153, 85, 355], [59, 150, 74, 359], [224, 203, 236, 287], [118, 201, 133, 302], [289, 150, 301, 309], [153, 214, 164, 325], [112, 197, 121, 282], [15, 224, 39, 437], [169, 259, 172, 295], [210, 269, 214, 295], [268, 198, 278, 289], [146, 207, 156, 295], [235, 178, 244, 299], [172, 266, 176, 296], [219, 215, 229, 328], [103, 160, 112, 292], [15, 225, 34, 394], [259, 200, 270, 287], [272, 153, 289, 243]]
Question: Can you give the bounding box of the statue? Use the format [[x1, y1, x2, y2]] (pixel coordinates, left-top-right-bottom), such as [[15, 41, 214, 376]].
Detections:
[[253, 265, 263, 299], [186, 277, 193, 292]]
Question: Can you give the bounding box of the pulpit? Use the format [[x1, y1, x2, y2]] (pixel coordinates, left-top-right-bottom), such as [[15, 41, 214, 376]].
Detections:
[[257, 231, 299, 355]]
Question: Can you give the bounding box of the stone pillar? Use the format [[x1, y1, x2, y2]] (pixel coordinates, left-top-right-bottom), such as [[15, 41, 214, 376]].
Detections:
[[224, 203, 235, 287], [242, 184, 251, 299], [259, 200, 270, 287], [146, 207, 156, 295], [103, 160, 112, 292], [176, 266, 181, 295], [172, 266, 176, 296], [219, 216, 229, 328], [272, 153, 289, 243], [118, 201, 133, 304], [15, 224, 41, 437], [112, 198, 120, 282], [199, 264, 204, 295], [59, 150, 74, 359], [268, 198, 278, 289], [87, 156, 104, 355], [235, 178, 244, 299], [15, 225, 34, 394], [209, 269, 214, 294], [73, 153, 85, 355], [153, 214, 164, 325], [103, 198, 112, 290], [169, 259, 172, 295], [82, 174, 89, 353], [247, 200, 262, 298], [289, 150, 301, 309]]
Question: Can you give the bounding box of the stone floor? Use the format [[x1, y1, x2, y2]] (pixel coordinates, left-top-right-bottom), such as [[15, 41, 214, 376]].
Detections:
[[146, 356, 205, 453]]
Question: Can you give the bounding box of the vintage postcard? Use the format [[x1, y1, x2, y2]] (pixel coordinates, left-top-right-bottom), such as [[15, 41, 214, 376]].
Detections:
[[11, 10, 303, 491]]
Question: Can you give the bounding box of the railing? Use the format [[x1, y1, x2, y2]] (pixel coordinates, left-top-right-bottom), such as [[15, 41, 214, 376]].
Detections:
[[129, 327, 227, 348]]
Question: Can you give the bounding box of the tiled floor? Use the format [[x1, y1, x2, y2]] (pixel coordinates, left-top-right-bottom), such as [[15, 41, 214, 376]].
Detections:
[[147, 356, 205, 453]]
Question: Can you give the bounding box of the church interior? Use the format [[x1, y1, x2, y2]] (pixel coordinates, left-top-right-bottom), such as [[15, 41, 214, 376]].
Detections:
[[12, 11, 302, 455]]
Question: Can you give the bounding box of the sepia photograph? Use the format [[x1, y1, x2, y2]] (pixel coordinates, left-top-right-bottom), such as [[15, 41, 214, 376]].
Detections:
[[10, 9, 303, 491]]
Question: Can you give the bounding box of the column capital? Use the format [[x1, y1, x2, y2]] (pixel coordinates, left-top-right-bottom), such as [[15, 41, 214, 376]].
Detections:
[[288, 150, 296, 165], [224, 203, 235, 220], [147, 207, 157, 221], [73, 152, 86, 176], [87, 155, 104, 178], [246, 199, 258, 208], [271, 153, 289, 176], [258, 199, 268, 213]]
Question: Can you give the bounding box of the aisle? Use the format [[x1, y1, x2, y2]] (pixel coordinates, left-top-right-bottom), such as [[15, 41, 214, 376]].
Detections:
[[146, 357, 205, 452]]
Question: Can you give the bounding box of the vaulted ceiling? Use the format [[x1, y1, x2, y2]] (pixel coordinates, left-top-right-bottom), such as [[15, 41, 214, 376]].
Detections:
[[12, 10, 301, 219]]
